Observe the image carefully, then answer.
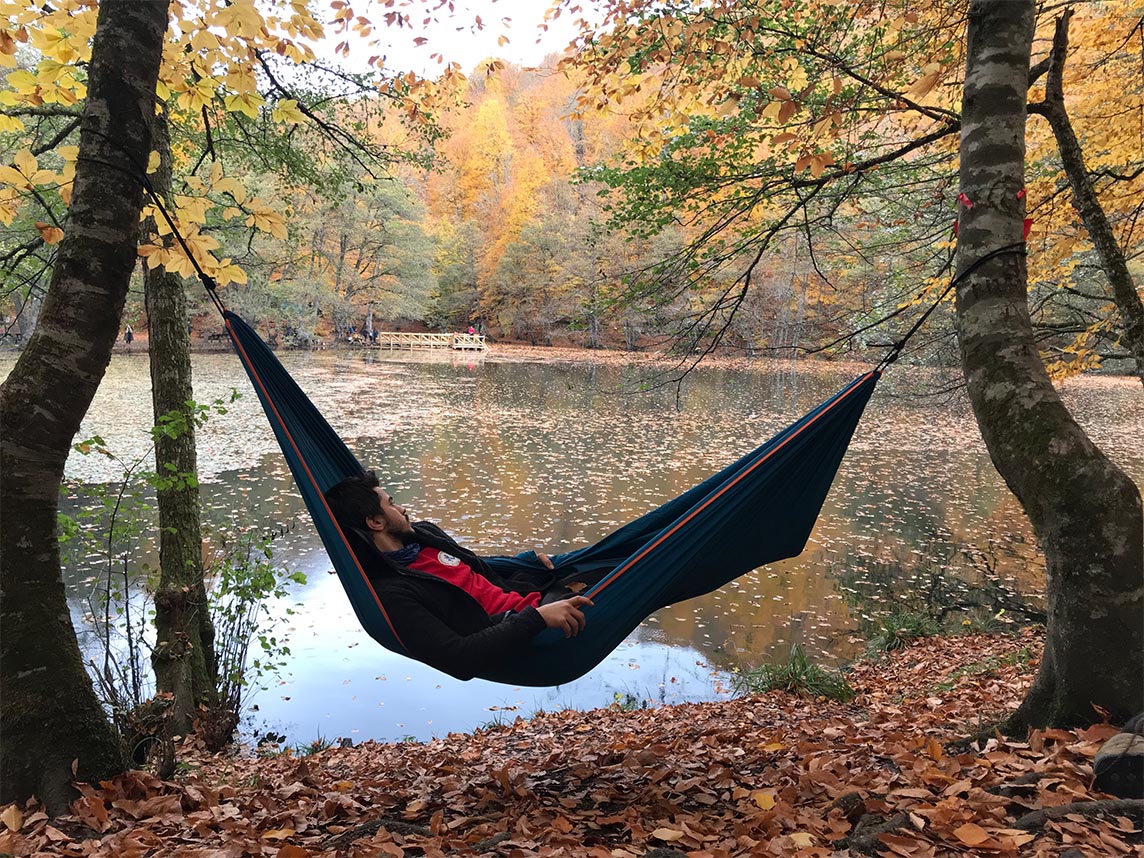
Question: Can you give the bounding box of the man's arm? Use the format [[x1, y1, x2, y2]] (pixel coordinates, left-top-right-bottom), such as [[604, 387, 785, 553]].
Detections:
[[383, 589, 592, 681]]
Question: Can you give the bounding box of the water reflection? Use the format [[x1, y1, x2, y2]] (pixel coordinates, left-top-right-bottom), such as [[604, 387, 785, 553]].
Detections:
[[9, 350, 1141, 744]]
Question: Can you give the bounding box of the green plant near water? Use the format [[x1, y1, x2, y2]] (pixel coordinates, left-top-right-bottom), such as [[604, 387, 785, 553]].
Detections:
[[61, 393, 304, 751], [610, 690, 650, 711], [866, 611, 943, 653], [208, 527, 307, 732], [295, 735, 333, 756], [733, 644, 855, 702]]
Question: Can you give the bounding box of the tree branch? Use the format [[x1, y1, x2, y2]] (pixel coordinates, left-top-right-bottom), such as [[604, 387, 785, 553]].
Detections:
[[1032, 9, 1144, 387]]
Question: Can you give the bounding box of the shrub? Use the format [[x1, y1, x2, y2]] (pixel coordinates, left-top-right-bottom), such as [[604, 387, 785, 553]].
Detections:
[[733, 644, 855, 702]]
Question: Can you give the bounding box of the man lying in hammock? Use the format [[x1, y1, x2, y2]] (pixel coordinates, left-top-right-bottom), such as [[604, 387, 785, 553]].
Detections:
[[324, 471, 594, 680]]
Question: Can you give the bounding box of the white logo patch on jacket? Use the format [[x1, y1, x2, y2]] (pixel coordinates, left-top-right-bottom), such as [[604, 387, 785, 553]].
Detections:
[[436, 551, 461, 567]]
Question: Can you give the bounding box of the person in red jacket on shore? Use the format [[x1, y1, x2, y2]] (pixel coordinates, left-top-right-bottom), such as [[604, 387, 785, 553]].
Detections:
[[323, 471, 593, 679]]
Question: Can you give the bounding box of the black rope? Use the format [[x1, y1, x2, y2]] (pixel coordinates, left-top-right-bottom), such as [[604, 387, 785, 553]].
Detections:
[[77, 127, 229, 319], [875, 241, 1027, 372]]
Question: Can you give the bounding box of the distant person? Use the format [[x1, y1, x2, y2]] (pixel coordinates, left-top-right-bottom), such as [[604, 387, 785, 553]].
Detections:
[[124, 324, 133, 347], [369, 328, 378, 344], [323, 470, 596, 679], [467, 325, 476, 335]]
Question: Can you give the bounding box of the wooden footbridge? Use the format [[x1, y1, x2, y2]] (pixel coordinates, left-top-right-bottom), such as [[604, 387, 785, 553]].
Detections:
[[371, 331, 488, 351]]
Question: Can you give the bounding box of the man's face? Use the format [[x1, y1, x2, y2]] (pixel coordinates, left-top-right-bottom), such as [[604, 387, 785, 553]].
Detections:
[[370, 487, 414, 536]]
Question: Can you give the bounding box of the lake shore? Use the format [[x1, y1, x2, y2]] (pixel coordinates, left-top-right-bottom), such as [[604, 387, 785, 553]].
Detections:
[[7, 627, 1133, 857], [110, 333, 892, 377]]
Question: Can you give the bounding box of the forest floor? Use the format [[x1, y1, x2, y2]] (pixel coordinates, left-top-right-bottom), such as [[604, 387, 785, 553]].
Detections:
[[4, 627, 1140, 858]]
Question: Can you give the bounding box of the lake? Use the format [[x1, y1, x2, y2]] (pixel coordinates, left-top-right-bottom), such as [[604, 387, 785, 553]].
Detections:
[[13, 347, 1142, 745]]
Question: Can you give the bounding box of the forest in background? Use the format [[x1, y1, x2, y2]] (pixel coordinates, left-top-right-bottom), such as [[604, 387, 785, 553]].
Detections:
[[2, 0, 1140, 372]]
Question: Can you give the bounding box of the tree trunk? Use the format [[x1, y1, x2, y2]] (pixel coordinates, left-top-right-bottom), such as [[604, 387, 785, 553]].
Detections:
[[955, 0, 1143, 730], [0, 0, 168, 814], [144, 109, 216, 735], [1032, 10, 1144, 388]]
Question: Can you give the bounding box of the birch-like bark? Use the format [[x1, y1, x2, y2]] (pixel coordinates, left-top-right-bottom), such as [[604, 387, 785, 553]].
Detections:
[[955, 0, 1143, 729], [0, 0, 168, 813]]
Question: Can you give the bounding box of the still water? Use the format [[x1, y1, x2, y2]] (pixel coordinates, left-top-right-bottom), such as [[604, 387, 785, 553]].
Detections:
[[28, 349, 1144, 744]]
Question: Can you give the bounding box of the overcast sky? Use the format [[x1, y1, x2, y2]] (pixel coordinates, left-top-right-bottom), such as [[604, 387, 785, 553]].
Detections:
[[349, 0, 586, 76]]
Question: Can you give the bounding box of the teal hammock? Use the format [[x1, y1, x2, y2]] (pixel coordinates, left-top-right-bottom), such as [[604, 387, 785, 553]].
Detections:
[[225, 311, 878, 686]]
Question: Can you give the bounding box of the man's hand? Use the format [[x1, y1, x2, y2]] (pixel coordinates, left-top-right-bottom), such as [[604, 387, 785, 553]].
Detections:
[[537, 596, 593, 638]]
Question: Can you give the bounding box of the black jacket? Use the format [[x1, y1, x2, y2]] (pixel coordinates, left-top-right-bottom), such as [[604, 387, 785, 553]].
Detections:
[[355, 521, 558, 680]]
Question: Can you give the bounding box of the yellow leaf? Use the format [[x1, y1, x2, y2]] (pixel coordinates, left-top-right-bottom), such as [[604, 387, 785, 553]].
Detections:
[[215, 0, 265, 39], [212, 259, 248, 286], [214, 178, 246, 203], [224, 91, 264, 119], [0, 114, 24, 133], [761, 101, 783, 122], [262, 828, 295, 840], [245, 206, 288, 240], [1, 804, 22, 832], [6, 69, 38, 93], [7, 149, 56, 186], [147, 151, 161, 173], [789, 832, 814, 847], [34, 221, 64, 244], [190, 29, 219, 53], [906, 65, 943, 101], [753, 791, 776, 810], [138, 246, 170, 269], [174, 194, 211, 225], [155, 78, 170, 101], [271, 98, 306, 125], [650, 828, 684, 841]]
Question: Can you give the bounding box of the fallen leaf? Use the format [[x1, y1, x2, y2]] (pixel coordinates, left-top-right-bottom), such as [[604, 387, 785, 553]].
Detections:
[[953, 822, 993, 846], [0, 806, 20, 832], [753, 791, 776, 810]]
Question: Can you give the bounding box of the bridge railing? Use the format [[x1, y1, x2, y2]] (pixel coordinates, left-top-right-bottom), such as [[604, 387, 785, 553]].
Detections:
[[371, 332, 488, 351]]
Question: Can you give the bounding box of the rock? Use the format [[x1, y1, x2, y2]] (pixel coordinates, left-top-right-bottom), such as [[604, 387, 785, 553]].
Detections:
[[1093, 715, 1144, 799]]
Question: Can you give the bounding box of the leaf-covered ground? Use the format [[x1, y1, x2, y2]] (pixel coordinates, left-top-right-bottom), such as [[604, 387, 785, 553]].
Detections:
[[4, 629, 1140, 857]]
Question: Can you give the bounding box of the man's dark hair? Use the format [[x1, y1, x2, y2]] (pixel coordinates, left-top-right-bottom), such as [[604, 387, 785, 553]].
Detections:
[[325, 470, 383, 534]]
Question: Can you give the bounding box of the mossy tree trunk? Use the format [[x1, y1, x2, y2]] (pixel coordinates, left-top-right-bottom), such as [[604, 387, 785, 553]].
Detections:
[[144, 109, 217, 735], [0, 0, 168, 814], [955, 0, 1143, 729]]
